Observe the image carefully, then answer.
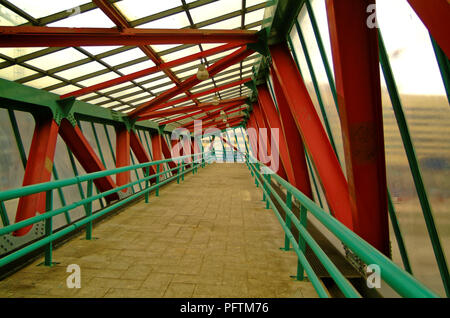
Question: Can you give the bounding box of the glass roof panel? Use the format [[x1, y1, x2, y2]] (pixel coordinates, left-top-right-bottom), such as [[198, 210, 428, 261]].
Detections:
[[54, 61, 106, 80], [0, 64, 37, 81], [81, 46, 122, 56], [190, 0, 242, 25], [77, 72, 120, 87], [7, 0, 90, 19], [0, 5, 27, 25], [101, 48, 146, 66], [48, 8, 116, 28], [245, 8, 265, 25], [0, 47, 47, 59], [50, 85, 80, 96], [201, 16, 241, 30], [162, 46, 201, 63], [114, 0, 183, 21], [25, 76, 61, 89], [118, 60, 156, 75], [26, 48, 87, 71], [137, 11, 190, 29]]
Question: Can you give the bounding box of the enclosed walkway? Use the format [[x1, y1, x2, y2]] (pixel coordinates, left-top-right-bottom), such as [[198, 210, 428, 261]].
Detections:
[[0, 163, 317, 298]]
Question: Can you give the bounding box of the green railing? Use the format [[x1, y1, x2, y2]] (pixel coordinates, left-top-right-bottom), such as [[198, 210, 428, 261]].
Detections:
[[0, 152, 208, 268], [243, 154, 438, 298]]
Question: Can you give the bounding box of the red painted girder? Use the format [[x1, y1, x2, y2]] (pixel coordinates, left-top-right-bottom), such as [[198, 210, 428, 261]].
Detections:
[[182, 102, 247, 128], [93, 0, 128, 29], [59, 119, 119, 203], [195, 116, 244, 132], [13, 118, 59, 236], [252, 102, 272, 164], [128, 47, 254, 118], [270, 43, 354, 230], [326, 0, 389, 254], [253, 100, 287, 180], [407, 0, 450, 58], [158, 110, 205, 126], [160, 135, 178, 170], [270, 69, 313, 199], [116, 127, 131, 193], [144, 78, 252, 113], [130, 131, 157, 184], [0, 26, 258, 47], [258, 84, 304, 187], [138, 104, 224, 120], [61, 43, 243, 99]]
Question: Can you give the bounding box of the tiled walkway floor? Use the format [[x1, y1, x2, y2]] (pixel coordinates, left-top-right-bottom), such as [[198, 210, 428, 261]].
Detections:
[[0, 163, 317, 298]]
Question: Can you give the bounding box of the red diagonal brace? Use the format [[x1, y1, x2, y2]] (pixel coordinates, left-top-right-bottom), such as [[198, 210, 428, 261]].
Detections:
[[130, 131, 157, 184], [327, 0, 389, 254], [258, 84, 310, 191], [61, 43, 242, 99], [407, 0, 450, 58], [129, 47, 254, 118], [59, 119, 119, 203], [13, 117, 59, 236], [270, 43, 354, 230], [269, 70, 313, 198]]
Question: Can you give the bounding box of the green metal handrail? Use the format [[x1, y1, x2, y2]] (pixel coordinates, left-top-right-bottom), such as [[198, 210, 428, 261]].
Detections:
[[0, 152, 209, 268], [243, 152, 438, 298]]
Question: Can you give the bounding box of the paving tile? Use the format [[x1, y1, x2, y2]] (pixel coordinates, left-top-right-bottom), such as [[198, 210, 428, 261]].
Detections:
[[1, 163, 317, 298]]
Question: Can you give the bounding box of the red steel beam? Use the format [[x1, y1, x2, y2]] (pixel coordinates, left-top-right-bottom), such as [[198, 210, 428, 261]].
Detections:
[[253, 100, 287, 180], [61, 43, 242, 99], [116, 127, 131, 193], [128, 47, 254, 118], [407, 0, 450, 58], [270, 43, 354, 230], [13, 117, 59, 236], [0, 26, 259, 47], [258, 84, 310, 191], [59, 119, 119, 202], [326, 0, 389, 254], [130, 131, 157, 184], [252, 102, 272, 165], [143, 78, 252, 114], [138, 104, 224, 120], [269, 69, 313, 198], [160, 135, 178, 170], [182, 102, 247, 128]]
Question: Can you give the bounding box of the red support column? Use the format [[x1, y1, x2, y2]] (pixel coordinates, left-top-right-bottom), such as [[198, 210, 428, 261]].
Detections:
[[270, 71, 313, 199], [246, 114, 259, 159], [258, 84, 312, 196], [252, 103, 271, 163], [326, 0, 389, 254], [59, 119, 119, 202], [130, 131, 157, 184], [270, 43, 354, 230], [14, 117, 59, 236], [116, 127, 131, 193]]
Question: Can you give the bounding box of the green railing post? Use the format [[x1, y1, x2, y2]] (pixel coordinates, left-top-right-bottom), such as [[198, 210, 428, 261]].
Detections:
[[85, 180, 93, 240], [296, 205, 308, 281], [44, 189, 53, 266], [156, 165, 160, 197], [182, 164, 185, 181], [265, 174, 271, 209], [145, 167, 150, 203], [0, 201, 10, 227], [282, 191, 293, 251], [177, 162, 181, 184]]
